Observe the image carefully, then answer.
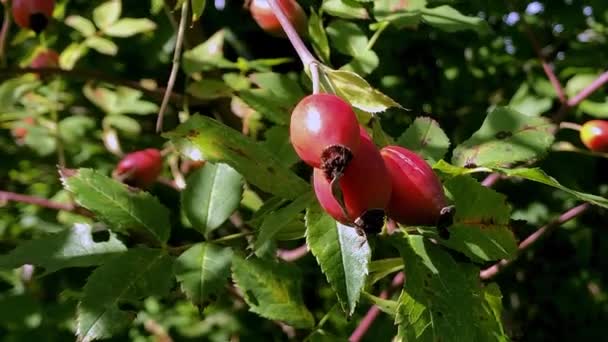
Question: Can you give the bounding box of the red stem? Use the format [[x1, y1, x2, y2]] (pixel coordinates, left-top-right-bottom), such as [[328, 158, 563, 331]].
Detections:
[[567, 70, 608, 107], [266, 0, 316, 68], [349, 272, 405, 342], [277, 244, 309, 262], [480, 203, 589, 280], [0, 190, 92, 216]]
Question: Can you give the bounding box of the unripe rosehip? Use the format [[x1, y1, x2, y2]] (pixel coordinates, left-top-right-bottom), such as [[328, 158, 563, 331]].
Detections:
[[250, 0, 307, 37], [313, 131, 391, 233], [12, 0, 55, 34], [290, 94, 360, 178], [580, 120, 608, 153], [30, 49, 59, 69], [380, 146, 448, 226], [113, 149, 163, 188]]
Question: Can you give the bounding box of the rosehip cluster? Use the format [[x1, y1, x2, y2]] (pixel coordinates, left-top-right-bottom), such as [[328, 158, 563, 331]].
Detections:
[[113, 149, 163, 189], [290, 94, 449, 234], [12, 0, 55, 34], [250, 0, 307, 38], [580, 120, 608, 153]]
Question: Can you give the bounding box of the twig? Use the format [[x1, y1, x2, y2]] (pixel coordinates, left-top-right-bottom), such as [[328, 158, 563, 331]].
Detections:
[[266, 0, 316, 68], [0, 190, 92, 217], [567, 70, 608, 107], [0, 1, 10, 67], [480, 203, 590, 280], [481, 173, 502, 188], [277, 244, 309, 262], [143, 319, 173, 342], [559, 121, 582, 131], [0, 67, 188, 104], [349, 272, 405, 342], [156, 0, 189, 132]]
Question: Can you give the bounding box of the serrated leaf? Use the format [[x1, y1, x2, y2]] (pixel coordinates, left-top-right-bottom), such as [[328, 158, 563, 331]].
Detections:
[[323, 67, 402, 113], [254, 192, 314, 254], [308, 9, 331, 63], [421, 175, 518, 262], [398, 117, 450, 164], [231, 256, 315, 328], [452, 107, 556, 168], [496, 168, 608, 209], [104, 18, 156, 37], [173, 243, 233, 305], [165, 115, 309, 199], [421, 5, 490, 35], [93, 0, 121, 30], [62, 168, 171, 243], [85, 36, 118, 56], [394, 235, 508, 341], [0, 223, 126, 274], [182, 163, 244, 236], [65, 15, 97, 36], [305, 204, 371, 315], [191, 0, 206, 21], [77, 248, 174, 342]]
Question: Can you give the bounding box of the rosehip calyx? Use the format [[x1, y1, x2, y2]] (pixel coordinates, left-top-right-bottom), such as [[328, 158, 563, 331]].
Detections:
[[12, 0, 55, 33], [113, 149, 163, 188], [381, 146, 449, 227], [580, 120, 608, 153], [290, 94, 360, 179]]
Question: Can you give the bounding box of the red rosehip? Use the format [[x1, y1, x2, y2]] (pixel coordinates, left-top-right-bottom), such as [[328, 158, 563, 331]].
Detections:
[[30, 49, 59, 69], [380, 146, 448, 226], [580, 120, 608, 153], [11, 116, 36, 140], [313, 131, 391, 233], [12, 0, 55, 33], [250, 0, 307, 38], [290, 94, 360, 178], [113, 149, 163, 188]]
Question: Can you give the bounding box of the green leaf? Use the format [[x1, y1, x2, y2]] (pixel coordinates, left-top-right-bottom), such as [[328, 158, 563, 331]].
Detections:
[[254, 192, 314, 254], [103, 18, 157, 37], [231, 256, 315, 328], [421, 5, 490, 35], [191, 0, 206, 21], [579, 98, 608, 118], [249, 72, 305, 105], [77, 248, 174, 342], [173, 243, 233, 305], [306, 204, 371, 315], [397, 117, 450, 164], [308, 9, 331, 64], [59, 116, 96, 145], [262, 126, 299, 167], [182, 163, 244, 236], [363, 292, 398, 316], [103, 115, 141, 136], [65, 15, 97, 36], [237, 89, 291, 125], [496, 168, 608, 209], [565, 73, 598, 98], [59, 42, 88, 70], [322, 0, 369, 20], [165, 115, 309, 200], [374, 0, 426, 28], [182, 30, 228, 74], [421, 175, 518, 262], [394, 235, 508, 341], [367, 258, 404, 286], [323, 67, 402, 113], [0, 223, 126, 274], [187, 79, 233, 100], [61, 168, 171, 243], [93, 0, 121, 30], [452, 107, 555, 168], [85, 36, 118, 55], [326, 20, 369, 57]]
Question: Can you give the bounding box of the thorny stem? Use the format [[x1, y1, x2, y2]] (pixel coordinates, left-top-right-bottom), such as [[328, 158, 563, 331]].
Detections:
[[349, 272, 405, 342], [156, 0, 189, 132], [266, 0, 317, 68], [480, 203, 590, 280]]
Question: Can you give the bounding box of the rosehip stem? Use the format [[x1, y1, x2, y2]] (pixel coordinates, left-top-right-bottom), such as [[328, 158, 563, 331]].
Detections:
[[310, 61, 320, 94], [559, 121, 582, 131], [266, 0, 317, 68]]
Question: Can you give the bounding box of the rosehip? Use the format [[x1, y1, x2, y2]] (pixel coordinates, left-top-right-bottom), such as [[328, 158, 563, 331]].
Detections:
[[12, 0, 55, 33], [290, 94, 360, 178], [30, 49, 59, 69], [113, 149, 163, 188], [580, 120, 608, 153], [250, 0, 307, 37], [11, 117, 36, 140], [313, 131, 391, 233], [380, 146, 448, 226]]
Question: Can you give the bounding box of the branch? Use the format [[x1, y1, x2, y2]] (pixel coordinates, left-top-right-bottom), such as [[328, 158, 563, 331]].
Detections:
[[156, 0, 189, 132], [277, 244, 309, 262], [349, 272, 405, 342], [567, 70, 608, 107], [266, 0, 316, 68], [480, 203, 590, 280], [0, 67, 188, 104], [0, 190, 93, 217]]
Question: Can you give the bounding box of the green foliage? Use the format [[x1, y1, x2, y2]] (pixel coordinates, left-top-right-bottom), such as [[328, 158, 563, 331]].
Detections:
[[398, 117, 450, 164]]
